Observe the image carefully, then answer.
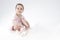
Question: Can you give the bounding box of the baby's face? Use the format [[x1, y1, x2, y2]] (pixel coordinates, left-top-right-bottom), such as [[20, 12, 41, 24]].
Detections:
[[16, 5, 24, 15]]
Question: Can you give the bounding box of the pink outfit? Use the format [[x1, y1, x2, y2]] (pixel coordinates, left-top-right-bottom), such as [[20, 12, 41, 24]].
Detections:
[[13, 15, 25, 27]]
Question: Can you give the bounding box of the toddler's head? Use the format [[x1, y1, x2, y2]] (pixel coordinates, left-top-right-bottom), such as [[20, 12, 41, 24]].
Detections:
[[15, 3, 24, 15]]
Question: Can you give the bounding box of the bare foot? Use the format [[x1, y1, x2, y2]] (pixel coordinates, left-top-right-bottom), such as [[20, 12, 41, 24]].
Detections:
[[12, 26, 16, 31], [18, 27, 21, 31], [16, 26, 21, 31]]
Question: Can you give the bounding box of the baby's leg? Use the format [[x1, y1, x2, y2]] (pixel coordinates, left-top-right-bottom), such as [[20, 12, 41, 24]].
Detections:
[[12, 26, 16, 31], [17, 26, 21, 31], [12, 25, 21, 31], [14, 25, 21, 31], [12, 25, 19, 31]]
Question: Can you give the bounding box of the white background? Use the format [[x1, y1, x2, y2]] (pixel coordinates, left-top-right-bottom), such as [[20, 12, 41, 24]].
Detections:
[[0, 0, 60, 40]]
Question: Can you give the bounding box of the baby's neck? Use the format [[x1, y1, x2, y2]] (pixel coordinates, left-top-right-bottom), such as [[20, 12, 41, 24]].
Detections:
[[16, 14, 22, 17]]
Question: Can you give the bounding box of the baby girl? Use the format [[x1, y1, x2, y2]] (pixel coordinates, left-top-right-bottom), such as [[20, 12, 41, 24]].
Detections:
[[11, 3, 30, 31]]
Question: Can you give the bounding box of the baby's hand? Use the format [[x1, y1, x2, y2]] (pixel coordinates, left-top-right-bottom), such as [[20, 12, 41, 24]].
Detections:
[[11, 26, 21, 31]]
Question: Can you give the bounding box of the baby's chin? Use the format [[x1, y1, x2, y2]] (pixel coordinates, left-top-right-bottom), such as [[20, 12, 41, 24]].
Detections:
[[16, 13, 22, 15]]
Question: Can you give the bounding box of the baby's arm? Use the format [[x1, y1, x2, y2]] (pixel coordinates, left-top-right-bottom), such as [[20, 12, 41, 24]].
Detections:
[[21, 17, 30, 29]]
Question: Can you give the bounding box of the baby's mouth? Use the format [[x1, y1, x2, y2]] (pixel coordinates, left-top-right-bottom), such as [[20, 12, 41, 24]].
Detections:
[[19, 11, 21, 13]]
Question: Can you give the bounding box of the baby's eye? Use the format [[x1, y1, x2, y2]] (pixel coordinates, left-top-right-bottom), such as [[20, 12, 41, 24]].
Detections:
[[17, 8, 19, 10], [20, 8, 23, 10]]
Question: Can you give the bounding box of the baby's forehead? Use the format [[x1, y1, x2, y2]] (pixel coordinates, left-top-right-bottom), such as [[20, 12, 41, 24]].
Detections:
[[17, 5, 23, 8]]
